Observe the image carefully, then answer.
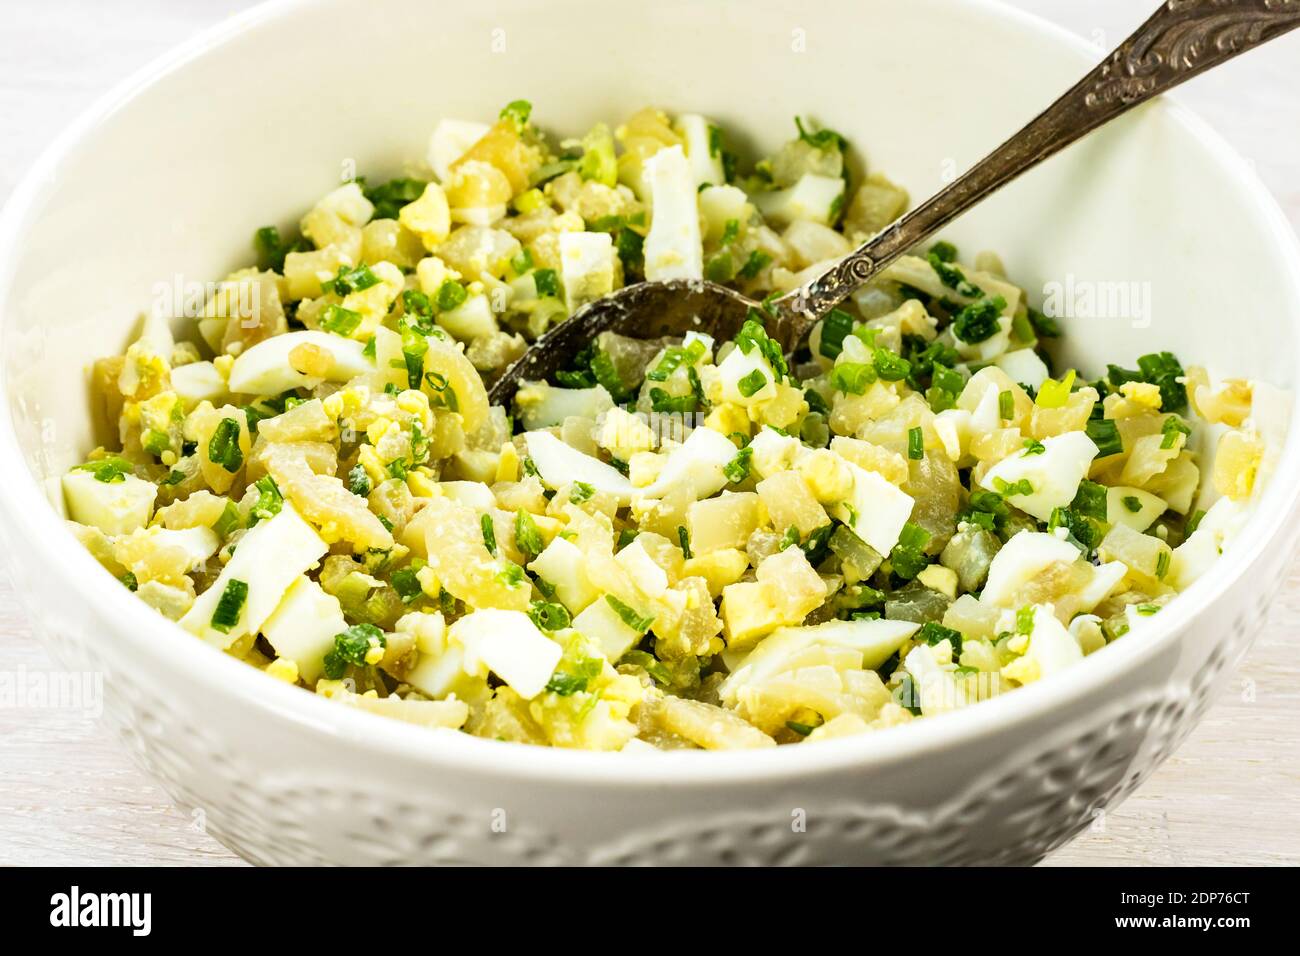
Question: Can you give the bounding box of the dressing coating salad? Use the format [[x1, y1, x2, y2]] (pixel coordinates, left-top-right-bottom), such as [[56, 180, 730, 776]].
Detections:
[[63, 101, 1281, 750]]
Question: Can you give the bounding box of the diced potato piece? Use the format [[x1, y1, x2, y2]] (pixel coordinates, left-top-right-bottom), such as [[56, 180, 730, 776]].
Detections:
[[843, 172, 908, 238], [756, 546, 827, 622], [256, 398, 337, 444], [265, 449, 393, 552], [360, 219, 425, 269], [687, 493, 761, 554], [651, 696, 775, 750], [112, 525, 218, 586], [757, 470, 828, 537], [423, 335, 490, 435], [284, 245, 353, 301], [683, 548, 750, 597], [829, 435, 908, 484], [452, 117, 542, 195], [1097, 522, 1173, 591], [322, 684, 469, 730]]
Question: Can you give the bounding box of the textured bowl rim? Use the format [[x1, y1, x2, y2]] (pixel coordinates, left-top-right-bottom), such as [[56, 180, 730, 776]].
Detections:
[[2, 0, 1299, 789]]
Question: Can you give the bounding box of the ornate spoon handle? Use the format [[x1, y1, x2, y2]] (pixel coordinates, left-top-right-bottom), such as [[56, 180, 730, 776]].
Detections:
[[771, 0, 1300, 347]]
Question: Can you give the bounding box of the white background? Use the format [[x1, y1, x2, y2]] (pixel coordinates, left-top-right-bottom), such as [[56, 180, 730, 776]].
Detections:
[[1, 0, 1297, 865]]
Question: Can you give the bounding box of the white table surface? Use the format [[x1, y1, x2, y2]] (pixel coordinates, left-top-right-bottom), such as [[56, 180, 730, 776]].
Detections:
[[2, 0, 1298, 866]]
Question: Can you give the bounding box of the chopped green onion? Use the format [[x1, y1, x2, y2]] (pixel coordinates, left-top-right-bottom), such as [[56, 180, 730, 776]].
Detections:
[[993, 476, 1033, 497], [496, 561, 526, 588], [1156, 550, 1170, 580], [738, 249, 772, 279], [74, 457, 134, 483], [211, 500, 241, 537], [1071, 480, 1108, 521], [917, 621, 963, 655], [830, 362, 877, 394], [1086, 418, 1124, 457], [724, 446, 753, 484], [499, 99, 532, 128], [928, 240, 958, 263], [391, 568, 423, 603], [1160, 414, 1191, 449], [606, 594, 654, 633], [246, 476, 283, 527], [529, 600, 572, 632], [328, 263, 380, 296], [998, 389, 1014, 421], [872, 348, 911, 382], [210, 579, 248, 634], [347, 463, 372, 498], [818, 309, 854, 359], [207, 418, 244, 473], [1137, 351, 1187, 413], [677, 525, 693, 559], [951, 295, 1006, 343], [323, 623, 386, 678], [533, 268, 561, 299], [515, 509, 544, 560], [320, 304, 363, 337], [908, 426, 924, 460], [480, 513, 498, 556], [737, 368, 768, 397], [928, 251, 983, 299], [435, 279, 468, 311], [362, 177, 427, 220]]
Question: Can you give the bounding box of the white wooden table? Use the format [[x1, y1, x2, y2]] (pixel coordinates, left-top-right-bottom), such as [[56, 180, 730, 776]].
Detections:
[[1, 0, 1297, 866]]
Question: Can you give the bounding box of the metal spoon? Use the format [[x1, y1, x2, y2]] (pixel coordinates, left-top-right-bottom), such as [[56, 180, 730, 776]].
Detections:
[[489, 0, 1300, 407]]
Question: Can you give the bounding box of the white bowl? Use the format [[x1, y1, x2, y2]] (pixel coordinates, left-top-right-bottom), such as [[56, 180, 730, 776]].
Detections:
[[2, 0, 1299, 866]]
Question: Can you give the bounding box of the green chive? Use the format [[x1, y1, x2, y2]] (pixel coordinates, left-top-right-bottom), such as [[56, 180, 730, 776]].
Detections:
[[207, 418, 244, 473], [908, 426, 924, 460], [606, 594, 654, 632], [210, 579, 249, 634]]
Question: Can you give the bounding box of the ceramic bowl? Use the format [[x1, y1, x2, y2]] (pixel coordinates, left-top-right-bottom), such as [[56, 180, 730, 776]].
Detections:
[[2, 0, 1298, 865]]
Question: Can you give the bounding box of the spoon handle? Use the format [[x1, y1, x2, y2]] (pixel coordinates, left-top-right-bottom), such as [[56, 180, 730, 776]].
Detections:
[[773, 0, 1300, 346]]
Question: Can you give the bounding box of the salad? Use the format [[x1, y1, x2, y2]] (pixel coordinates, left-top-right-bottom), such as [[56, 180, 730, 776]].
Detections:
[[62, 101, 1279, 750]]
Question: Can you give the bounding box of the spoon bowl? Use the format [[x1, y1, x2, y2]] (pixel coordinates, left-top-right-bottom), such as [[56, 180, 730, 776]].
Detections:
[[488, 279, 759, 405]]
